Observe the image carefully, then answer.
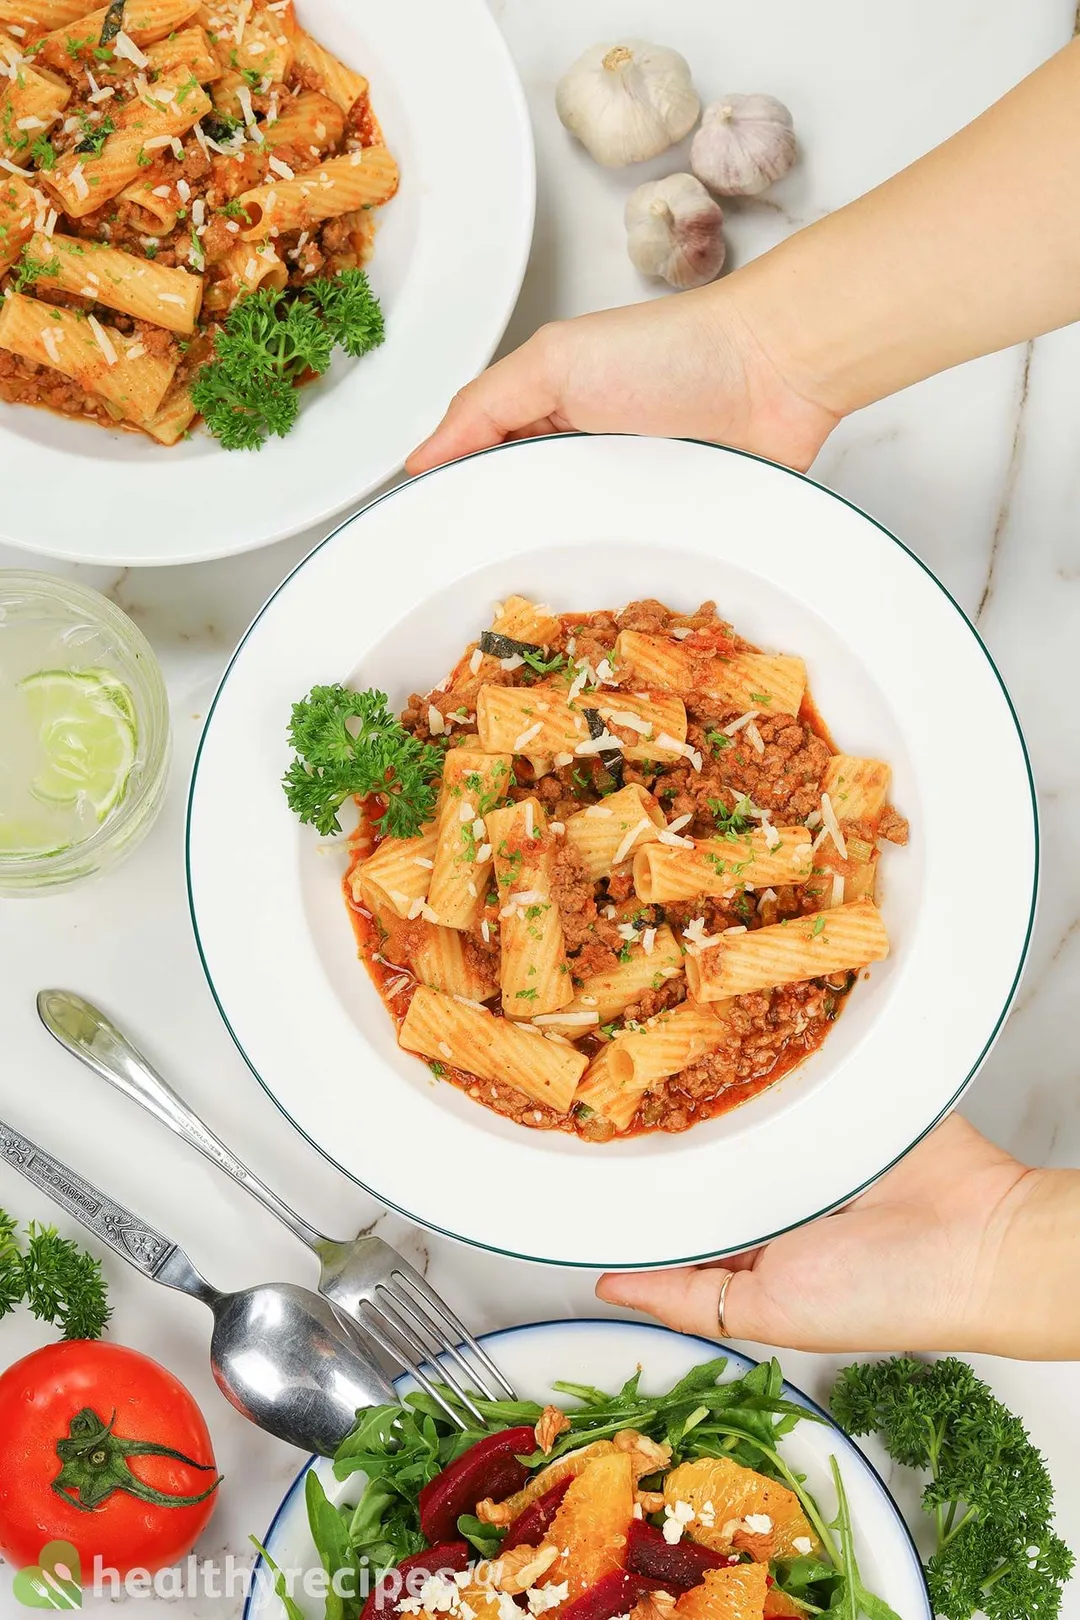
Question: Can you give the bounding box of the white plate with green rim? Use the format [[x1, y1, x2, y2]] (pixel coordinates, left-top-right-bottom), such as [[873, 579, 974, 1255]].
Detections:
[[0, 0, 534, 567], [243, 1318, 932, 1620], [186, 434, 1038, 1270]]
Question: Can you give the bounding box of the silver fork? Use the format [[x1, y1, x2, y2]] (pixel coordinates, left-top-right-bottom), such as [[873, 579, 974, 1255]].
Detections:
[[38, 990, 517, 1429]]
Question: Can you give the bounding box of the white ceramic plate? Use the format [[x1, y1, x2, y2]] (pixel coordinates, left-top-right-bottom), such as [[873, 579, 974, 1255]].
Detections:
[[0, 0, 533, 566], [187, 435, 1038, 1270], [243, 1318, 931, 1620]]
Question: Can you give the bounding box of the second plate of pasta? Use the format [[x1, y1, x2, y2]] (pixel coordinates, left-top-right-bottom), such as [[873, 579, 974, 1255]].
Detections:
[[0, 0, 533, 562], [187, 434, 1038, 1269]]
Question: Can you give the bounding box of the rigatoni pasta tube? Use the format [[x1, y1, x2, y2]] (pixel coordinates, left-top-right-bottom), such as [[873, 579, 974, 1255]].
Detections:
[[27, 231, 203, 334], [477, 684, 685, 762], [142, 382, 197, 445], [685, 899, 890, 1002], [634, 827, 813, 903], [0, 171, 35, 274], [400, 987, 587, 1113], [409, 925, 498, 1004], [265, 89, 343, 157], [350, 825, 437, 921], [0, 0, 98, 31], [37, 0, 201, 65], [202, 241, 287, 313], [575, 1000, 733, 1132], [485, 798, 571, 1018], [563, 784, 666, 882], [116, 180, 179, 236], [0, 291, 177, 421], [144, 23, 220, 82], [0, 59, 70, 166], [292, 26, 367, 113], [822, 754, 891, 826], [44, 67, 212, 218], [446, 595, 562, 703], [427, 749, 512, 930], [615, 631, 807, 717], [559, 925, 683, 1024], [237, 148, 398, 240]]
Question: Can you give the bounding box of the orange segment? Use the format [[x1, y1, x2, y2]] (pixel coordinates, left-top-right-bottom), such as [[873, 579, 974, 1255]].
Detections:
[[480, 1441, 619, 1524], [675, 1564, 768, 1620], [540, 1451, 634, 1600], [762, 1590, 807, 1618], [663, 1459, 820, 1561]]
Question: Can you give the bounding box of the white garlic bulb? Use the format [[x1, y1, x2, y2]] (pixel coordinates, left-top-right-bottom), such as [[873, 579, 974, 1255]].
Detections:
[[691, 94, 796, 196], [555, 40, 700, 168], [625, 174, 726, 289]]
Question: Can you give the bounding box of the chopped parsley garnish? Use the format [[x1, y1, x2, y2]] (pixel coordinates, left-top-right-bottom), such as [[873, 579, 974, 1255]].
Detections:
[[30, 133, 58, 169], [283, 685, 442, 839], [748, 691, 772, 705], [428, 1060, 445, 1078], [191, 273, 385, 450], [65, 32, 96, 58], [218, 196, 251, 222], [12, 248, 59, 292], [705, 729, 731, 753], [515, 988, 539, 1002], [521, 649, 566, 676], [810, 915, 826, 938], [709, 795, 754, 839]]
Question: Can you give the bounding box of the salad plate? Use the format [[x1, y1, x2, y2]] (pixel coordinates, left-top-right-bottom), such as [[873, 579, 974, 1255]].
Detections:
[[0, 0, 534, 566], [187, 433, 1037, 1269], [244, 1318, 931, 1620]]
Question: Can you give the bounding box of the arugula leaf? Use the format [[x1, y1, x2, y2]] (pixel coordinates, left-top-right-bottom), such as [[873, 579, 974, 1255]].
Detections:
[[307, 1470, 362, 1620], [827, 1456, 904, 1620], [456, 1514, 504, 1558], [831, 1358, 1074, 1620], [252, 1538, 308, 1620], [283, 685, 443, 839]]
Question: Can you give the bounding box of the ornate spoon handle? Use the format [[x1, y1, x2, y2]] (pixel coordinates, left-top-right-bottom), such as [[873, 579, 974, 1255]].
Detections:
[[0, 1116, 177, 1280]]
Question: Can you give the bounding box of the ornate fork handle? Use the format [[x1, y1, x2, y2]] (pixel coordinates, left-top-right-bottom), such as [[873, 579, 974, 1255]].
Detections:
[[0, 1118, 175, 1278]]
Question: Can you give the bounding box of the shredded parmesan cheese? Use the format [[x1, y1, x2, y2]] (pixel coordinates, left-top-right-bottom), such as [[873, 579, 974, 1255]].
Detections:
[[819, 792, 848, 858], [87, 314, 118, 366]]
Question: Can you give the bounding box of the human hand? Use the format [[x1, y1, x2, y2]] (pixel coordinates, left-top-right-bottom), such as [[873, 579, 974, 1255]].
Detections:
[[406, 283, 840, 476], [597, 1115, 1046, 1356]]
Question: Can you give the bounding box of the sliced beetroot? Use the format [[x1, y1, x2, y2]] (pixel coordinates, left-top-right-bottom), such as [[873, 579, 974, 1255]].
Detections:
[[559, 1570, 667, 1620], [626, 1519, 738, 1591], [502, 1478, 573, 1553], [418, 1426, 538, 1544], [360, 1542, 472, 1620]]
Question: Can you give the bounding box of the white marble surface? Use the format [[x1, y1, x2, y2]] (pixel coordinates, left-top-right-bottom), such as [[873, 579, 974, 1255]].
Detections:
[[1, 0, 1079, 1613]]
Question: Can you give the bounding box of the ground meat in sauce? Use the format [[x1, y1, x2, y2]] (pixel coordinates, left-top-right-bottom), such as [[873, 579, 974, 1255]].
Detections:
[[347, 599, 904, 1140]]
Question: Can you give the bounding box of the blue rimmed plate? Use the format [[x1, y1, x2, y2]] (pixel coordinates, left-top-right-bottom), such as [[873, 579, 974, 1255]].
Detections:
[[243, 1318, 931, 1620], [187, 434, 1037, 1268]]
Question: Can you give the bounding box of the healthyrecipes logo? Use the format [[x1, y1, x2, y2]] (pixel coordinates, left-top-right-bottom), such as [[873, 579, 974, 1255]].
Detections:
[[12, 1543, 459, 1608]]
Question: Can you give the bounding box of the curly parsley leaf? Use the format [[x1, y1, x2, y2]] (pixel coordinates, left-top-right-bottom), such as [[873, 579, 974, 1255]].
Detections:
[[0, 1212, 110, 1340], [283, 685, 442, 839], [193, 273, 384, 449], [306, 268, 386, 359], [12, 247, 59, 292], [832, 1357, 1074, 1620]]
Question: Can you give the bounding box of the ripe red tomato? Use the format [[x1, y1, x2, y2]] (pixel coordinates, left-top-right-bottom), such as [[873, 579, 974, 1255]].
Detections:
[[0, 1340, 221, 1579]]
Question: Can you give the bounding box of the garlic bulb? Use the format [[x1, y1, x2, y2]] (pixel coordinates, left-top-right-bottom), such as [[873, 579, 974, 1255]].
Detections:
[[556, 40, 700, 168], [625, 174, 726, 290], [691, 94, 796, 196]]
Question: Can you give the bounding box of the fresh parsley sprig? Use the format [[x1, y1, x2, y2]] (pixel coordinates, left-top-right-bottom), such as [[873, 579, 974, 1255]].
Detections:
[[191, 271, 385, 451], [283, 685, 442, 839], [832, 1357, 1074, 1620], [0, 1210, 111, 1340]]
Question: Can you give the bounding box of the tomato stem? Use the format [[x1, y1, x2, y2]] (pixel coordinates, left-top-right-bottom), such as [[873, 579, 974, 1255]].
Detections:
[[52, 1407, 223, 1514]]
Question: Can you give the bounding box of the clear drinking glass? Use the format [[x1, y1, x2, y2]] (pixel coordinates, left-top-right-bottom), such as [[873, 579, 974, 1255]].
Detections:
[[0, 572, 171, 895]]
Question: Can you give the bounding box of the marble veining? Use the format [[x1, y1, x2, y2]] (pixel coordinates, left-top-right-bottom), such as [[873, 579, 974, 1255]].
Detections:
[[1, 1, 1079, 1614]]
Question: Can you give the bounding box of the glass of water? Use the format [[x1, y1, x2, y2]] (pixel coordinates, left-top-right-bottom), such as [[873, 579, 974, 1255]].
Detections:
[[0, 572, 171, 895]]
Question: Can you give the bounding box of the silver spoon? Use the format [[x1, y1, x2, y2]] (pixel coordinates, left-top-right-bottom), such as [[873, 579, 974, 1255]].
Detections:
[[38, 990, 516, 1426], [0, 1117, 395, 1456]]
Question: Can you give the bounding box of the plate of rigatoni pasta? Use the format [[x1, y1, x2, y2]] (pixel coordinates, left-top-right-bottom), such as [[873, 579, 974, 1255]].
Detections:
[[186, 434, 1038, 1268], [0, 0, 534, 563]]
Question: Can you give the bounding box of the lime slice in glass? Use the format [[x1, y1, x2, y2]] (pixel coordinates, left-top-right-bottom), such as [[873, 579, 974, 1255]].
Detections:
[[0, 818, 72, 859], [19, 668, 138, 822]]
